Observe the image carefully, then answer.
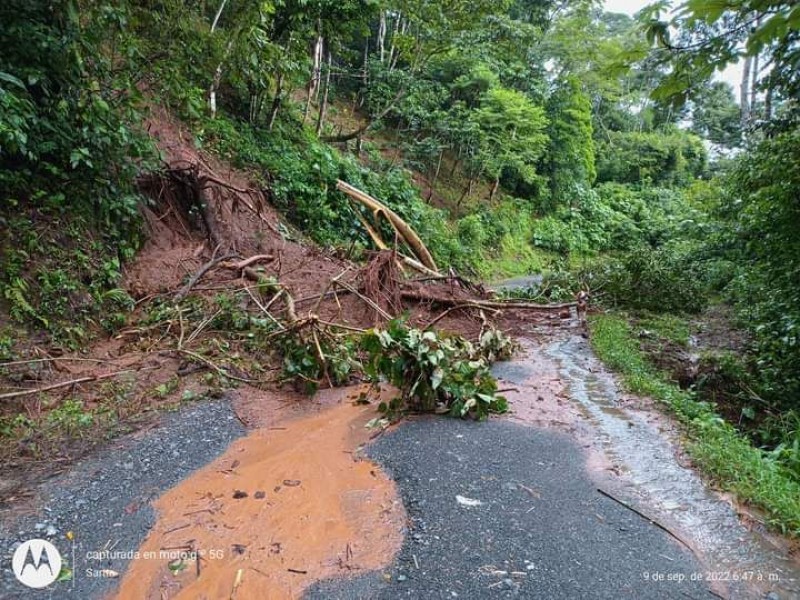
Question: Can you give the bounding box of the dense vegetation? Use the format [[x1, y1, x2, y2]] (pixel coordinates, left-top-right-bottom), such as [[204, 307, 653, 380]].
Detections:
[[1, 1, 799, 529]]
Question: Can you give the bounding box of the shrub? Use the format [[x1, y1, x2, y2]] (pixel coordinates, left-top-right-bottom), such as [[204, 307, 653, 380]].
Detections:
[[361, 320, 509, 419], [591, 245, 708, 314]]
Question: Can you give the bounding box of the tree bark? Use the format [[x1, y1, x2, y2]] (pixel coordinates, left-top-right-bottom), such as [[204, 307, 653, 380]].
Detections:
[[268, 71, 285, 130], [750, 50, 760, 121], [740, 55, 752, 127], [316, 50, 332, 136], [336, 180, 439, 272], [210, 0, 228, 33], [489, 176, 500, 201], [207, 0, 231, 118], [303, 24, 324, 124], [378, 11, 386, 63]]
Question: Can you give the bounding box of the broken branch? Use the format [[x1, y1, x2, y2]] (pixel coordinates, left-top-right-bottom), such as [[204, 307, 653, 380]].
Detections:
[[0, 368, 157, 400], [337, 180, 439, 273]]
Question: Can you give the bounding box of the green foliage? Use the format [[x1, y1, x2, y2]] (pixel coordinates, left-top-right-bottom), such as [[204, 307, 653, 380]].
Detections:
[[690, 81, 741, 148], [637, 313, 691, 348], [646, 0, 800, 110], [591, 245, 708, 314], [199, 114, 481, 272], [721, 128, 800, 409], [595, 130, 707, 186], [590, 313, 800, 535], [543, 77, 596, 207], [278, 333, 357, 396], [361, 320, 509, 419], [471, 85, 549, 187], [0, 0, 152, 344]]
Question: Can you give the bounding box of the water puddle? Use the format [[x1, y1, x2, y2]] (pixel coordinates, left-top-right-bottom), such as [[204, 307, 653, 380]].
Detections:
[[114, 395, 404, 600], [543, 333, 800, 599]]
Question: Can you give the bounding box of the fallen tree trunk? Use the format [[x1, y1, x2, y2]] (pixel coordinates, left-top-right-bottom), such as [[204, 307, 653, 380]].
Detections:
[[351, 205, 441, 277], [400, 290, 576, 312], [337, 180, 439, 273]]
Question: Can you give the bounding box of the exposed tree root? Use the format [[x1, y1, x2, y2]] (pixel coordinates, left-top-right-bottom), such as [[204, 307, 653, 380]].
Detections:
[[361, 250, 403, 319]]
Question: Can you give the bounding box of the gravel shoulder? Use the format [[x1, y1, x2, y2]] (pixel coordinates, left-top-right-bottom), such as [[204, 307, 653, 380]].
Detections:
[[0, 398, 244, 599]]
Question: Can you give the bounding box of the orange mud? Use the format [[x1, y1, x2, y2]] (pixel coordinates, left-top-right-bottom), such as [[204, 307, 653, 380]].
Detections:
[[114, 397, 404, 600]]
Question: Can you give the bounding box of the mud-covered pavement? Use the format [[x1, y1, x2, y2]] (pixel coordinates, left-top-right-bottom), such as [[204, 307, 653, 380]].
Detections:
[[0, 400, 245, 599], [1, 325, 799, 599]]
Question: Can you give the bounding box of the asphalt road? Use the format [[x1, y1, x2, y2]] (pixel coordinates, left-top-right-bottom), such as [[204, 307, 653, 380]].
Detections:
[[0, 399, 244, 600], [308, 417, 717, 600]]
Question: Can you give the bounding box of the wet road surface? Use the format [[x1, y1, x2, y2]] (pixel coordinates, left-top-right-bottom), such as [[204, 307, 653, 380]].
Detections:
[[308, 417, 714, 599]]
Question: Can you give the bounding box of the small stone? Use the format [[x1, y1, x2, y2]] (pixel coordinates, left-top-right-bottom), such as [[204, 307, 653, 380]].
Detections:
[[502, 578, 514, 590], [232, 490, 248, 499], [34, 523, 46, 531], [282, 480, 301, 487], [45, 525, 57, 537], [232, 544, 246, 555], [254, 491, 266, 500], [397, 574, 407, 582]]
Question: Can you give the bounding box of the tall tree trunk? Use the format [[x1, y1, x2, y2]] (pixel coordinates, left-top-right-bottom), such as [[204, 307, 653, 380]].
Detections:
[[209, 39, 234, 119], [210, 0, 228, 33], [207, 0, 231, 118], [378, 11, 386, 63], [740, 55, 752, 127], [750, 50, 760, 120], [388, 14, 402, 72], [428, 149, 444, 201], [268, 71, 285, 130], [489, 176, 500, 201], [315, 51, 332, 137], [303, 23, 324, 123], [458, 177, 475, 210], [765, 81, 774, 122]]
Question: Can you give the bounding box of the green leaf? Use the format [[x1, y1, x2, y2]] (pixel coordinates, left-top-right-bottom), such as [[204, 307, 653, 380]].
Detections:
[[431, 367, 444, 390], [0, 71, 26, 90]]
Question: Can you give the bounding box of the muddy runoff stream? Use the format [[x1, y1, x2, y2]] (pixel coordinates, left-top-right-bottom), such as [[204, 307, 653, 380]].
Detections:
[[113, 389, 404, 600], [495, 331, 800, 600]]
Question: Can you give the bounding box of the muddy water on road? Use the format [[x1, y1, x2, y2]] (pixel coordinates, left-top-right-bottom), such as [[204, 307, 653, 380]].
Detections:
[[114, 395, 404, 600], [496, 333, 800, 600]]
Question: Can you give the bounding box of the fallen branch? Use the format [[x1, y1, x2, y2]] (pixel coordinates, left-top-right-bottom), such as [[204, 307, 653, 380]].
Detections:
[[337, 180, 438, 273], [174, 251, 239, 302], [399, 254, 441, 277], [336, 279, 393, 321], [0, 368, 157, 400], [0, 357, 121, 368], [400, 290, 576, 312], [423, 304, 487, 330], [244, 286, 284, 330], [221, 254, 275, 271], [596, 487, 695, 553], [174, 349, 254, 384]]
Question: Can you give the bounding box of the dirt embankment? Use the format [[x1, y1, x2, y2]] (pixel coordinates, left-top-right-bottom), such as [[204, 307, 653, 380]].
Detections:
[[0, 104, 571, 500]]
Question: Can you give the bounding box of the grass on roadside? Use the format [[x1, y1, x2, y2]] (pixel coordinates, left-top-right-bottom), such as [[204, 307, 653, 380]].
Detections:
[[589, 312, 800, 537]]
